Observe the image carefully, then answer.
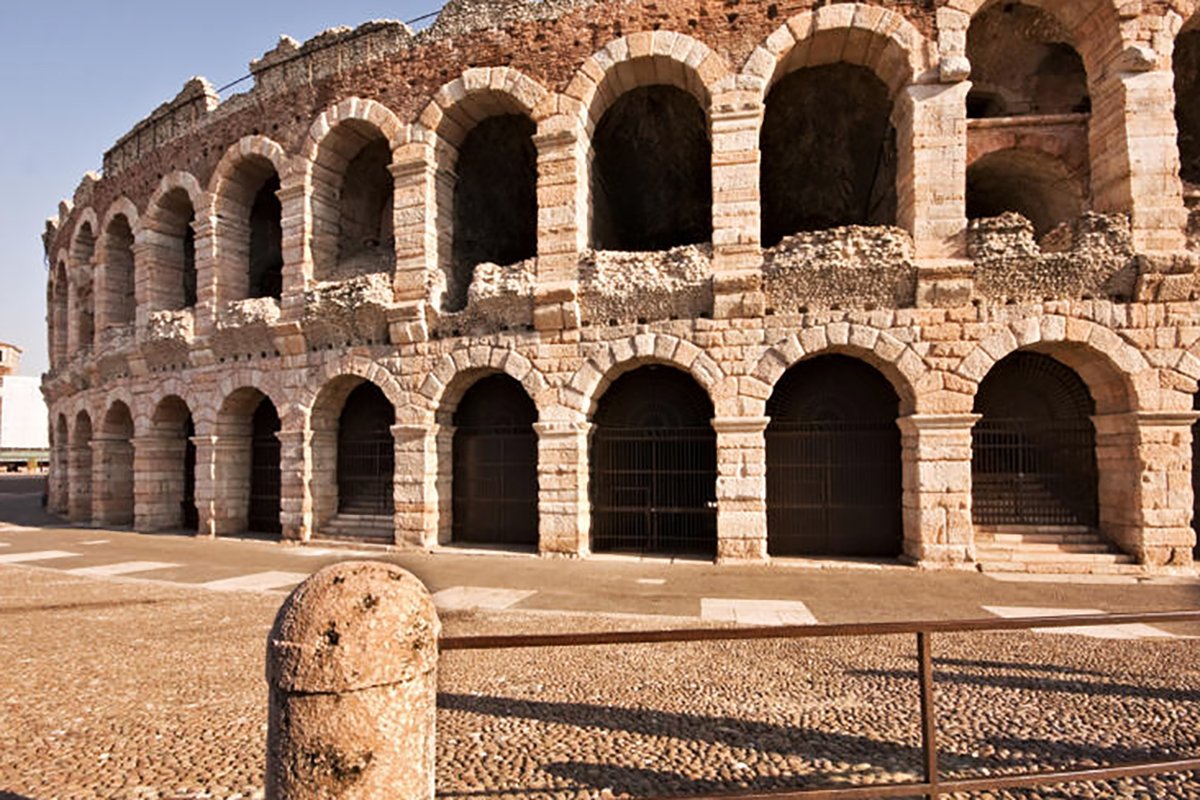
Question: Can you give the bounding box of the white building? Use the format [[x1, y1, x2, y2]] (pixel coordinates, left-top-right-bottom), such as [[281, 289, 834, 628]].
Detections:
[[0, 343, 49, 453]]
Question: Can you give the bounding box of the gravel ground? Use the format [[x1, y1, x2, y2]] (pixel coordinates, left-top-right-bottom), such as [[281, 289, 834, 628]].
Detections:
[[1, 566, 1198, 800]]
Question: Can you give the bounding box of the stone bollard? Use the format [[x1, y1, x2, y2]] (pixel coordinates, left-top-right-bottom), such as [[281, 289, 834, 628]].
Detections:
[[265, 561, 440, 800]]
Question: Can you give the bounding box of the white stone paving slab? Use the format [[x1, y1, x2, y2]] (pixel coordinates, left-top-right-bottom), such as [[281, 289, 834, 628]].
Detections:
[[982, 605, 1178, 640], [67, 561, 179, 577], [200, 571, 309, 593], [636, 578, 667, 585], [432, 586, 536, 611], [0, 550, 78, 564], [700, 598, 818, 626], [79, 539, 110, 546]]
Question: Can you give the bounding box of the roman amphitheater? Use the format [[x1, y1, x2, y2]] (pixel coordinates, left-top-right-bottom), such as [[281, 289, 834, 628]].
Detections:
[[40, 0, 1200, 573]]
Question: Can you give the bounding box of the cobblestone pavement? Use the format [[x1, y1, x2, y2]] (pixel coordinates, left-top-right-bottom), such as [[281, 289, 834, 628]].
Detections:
[[2, 565, 1198, 800]]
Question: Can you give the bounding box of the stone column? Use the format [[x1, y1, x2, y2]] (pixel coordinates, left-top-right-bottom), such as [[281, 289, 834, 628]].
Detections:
[[276, 182, 309, 323], [67, 443, 93, 523], [266, 562, 439, 800], [897, 414, 979, 566], [710, 102, 765, 320], [393, 423, 438, 549], [209, 434, 251, 536], [133, 434, 186, 531], [896, 81, 971, 261], [91, 433, 134, 526], [277, 428, 312, 542], [534, 420, 590, 557], [1093, 411, 1198, 569], [391, 144, 436, 306], [310, 429, 338, 535], [191, 213, 218, 339], [191, 433, 219, 537], [532, 123, 585, 332], [49, 436, 69, 515], [712, 417, 768, 563]]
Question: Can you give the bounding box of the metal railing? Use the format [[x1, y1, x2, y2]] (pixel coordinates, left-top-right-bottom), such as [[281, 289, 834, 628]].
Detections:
[[440, 610, 1200, 800]]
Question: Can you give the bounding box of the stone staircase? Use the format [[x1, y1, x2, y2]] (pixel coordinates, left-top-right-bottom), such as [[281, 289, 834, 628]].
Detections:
[[318, 514, 395, 543], [974, 525, 1140, 575]]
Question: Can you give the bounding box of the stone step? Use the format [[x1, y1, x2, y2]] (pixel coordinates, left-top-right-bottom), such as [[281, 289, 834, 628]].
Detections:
[[978, 560, 1145, 576], [976, 525, 1092, 535], [322, 514, 394, 541], [975, 532, 1102, 546], [976, 542, 1114, 556]]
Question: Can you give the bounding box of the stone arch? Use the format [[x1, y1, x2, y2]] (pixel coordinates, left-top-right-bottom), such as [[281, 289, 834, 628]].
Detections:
[[749, 325, 925, 417], [563, 333, 725, 419], [955, 319, 1149, 415], [51, 412, 70, 514], [139, 378, 203, 433], [98, 199, 139, 332], [139, 393, 199, 532], [418, 69, 549, 312], [302, 354, 405, 419], [213, 384, 284, 536], [302, 98, 407, 282], [209, 135, 289, 306], [416, 346, 547, 426], [966, 147, 1088, 235], [69, 209, 99, 267], [742, 4, 933, 98], [95, 398, 135, 526], [68, 409, 94, 522], [213, 368, 288, 431], [50, 256, 70, 367], [140, 171, 208, 312]]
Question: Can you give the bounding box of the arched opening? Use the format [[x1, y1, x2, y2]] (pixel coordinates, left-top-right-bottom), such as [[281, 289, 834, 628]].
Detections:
[[214, 155, 283, 304], [591, 85, 712, 251], [249, 177, 283, 300], [96, 402, 134, 526], [311, 121, 394, 281], [966, 2, 1089, 118], [591, 365, 716, 556], [1175, 25, 1200, 197], [336, 382, 395, 517], [71, 222, 96, 265], [102, 214, 135, 329], [76, 277, 95, 352], [967, 148, 1085, 236], [51, 414, 69, 514], [446, 114, 537, 311], [765, 356, 902, 557], [149, 188, 198, 310], [147, 396, 197, 532], [972, 351, 1098, 527], [451, 374, 538, 547], [248, 398, 282, 535], [761, 64, 897, 247], [68, 411, 93, 523], [51, 262, 68, 366]]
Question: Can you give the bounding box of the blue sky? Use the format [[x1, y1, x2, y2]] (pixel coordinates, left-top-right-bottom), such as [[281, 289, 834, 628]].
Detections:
[[0, 1, 442, 377]]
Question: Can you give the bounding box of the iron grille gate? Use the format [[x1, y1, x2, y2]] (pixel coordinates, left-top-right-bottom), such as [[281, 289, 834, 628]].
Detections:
[[591, 426, 717, 556], [767, 421, 902, 557], [337, 437, 394, 516], [972, 418, 1098, 526], [248, 405, 282, 535], [182, 418, 198, 531], [453, 425, 538, 546]]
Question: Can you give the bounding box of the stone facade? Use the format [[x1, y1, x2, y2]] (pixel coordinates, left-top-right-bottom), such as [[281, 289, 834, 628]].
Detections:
[[41, 0, 1200, 572]]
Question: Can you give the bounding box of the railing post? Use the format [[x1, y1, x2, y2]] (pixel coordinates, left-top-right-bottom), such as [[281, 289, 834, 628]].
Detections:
[[265, 561, 440, 799], [917, 631, 940, 800]]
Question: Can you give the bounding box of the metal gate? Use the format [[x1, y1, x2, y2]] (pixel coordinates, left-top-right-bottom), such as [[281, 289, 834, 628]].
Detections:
[[337, 383, 394, 516], [765, 356, 902, 557], [972, 352, 1098, 527], [452, 375, 538, 547], [591, 366, 717, 556], [248, 400, 281, 535], [182, 417, 198, 531], [767, 421, 902, 556]]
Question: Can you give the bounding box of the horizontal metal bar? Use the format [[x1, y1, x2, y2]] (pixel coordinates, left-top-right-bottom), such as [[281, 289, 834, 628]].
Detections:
[[638, 757, 1200, 800], [438, 610, 1200, 651]]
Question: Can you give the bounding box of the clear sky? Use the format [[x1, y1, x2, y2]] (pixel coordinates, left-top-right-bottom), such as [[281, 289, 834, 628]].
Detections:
[[0, 1, 443, 378]]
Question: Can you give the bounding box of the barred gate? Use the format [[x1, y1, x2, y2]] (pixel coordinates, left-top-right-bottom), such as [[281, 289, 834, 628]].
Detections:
[[591, 426, 717, 556], [248, 400, 282, 535], [182, 417, 198, 532], [337, 383, 395, 516], [453, 425, 538, 547]]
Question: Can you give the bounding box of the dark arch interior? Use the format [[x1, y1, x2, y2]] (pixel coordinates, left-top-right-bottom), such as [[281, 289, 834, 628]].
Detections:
[[337, 382, 395, 516], [591, 365, 716, 556], [973, 351, 1098, 526], [155, 188, 197, 309], [248, 176, 283, 300], [1193, 392, 1200, 560], [100, 403, 135, 526], [183, 414, 198, 531], [967, 149, 1083, 235], [591, 85, 712, 251], [452, 374, 538, 547], [449, 114, 538, 312], [966, 3, 1089, 118], [760, 63, 897, 247], [248, 397, 282, 535], [338, 137, 394, 275], [766, 356, 902, 557], [1176, 30, 1200, 187], [104, 215, 135, 327]]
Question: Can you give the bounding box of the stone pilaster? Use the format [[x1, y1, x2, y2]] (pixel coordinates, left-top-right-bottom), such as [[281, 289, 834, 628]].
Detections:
[[67, 443, 93, 523], [710, 101, 766, 320], [191, 214, 218, 339], [712, 416, 768, 563], [133, 434, 187, 531], [276, 182, 309, 322], [277, 428, 312, 541], [48, 438, 69, 515], [390, 145, 437, 306], [209, 434, 251, 536], [534, 420, 590, 557], [191, 433, 219, 537], [310, 429, 338, 534], [533, 124, 586, 332], [91, 433, 134, 526], [1093, 411, 1197, 568], [393, 423, 438, 549], [898, 414, 979, 565]]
